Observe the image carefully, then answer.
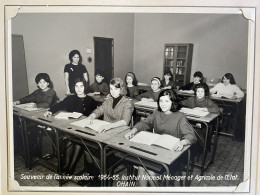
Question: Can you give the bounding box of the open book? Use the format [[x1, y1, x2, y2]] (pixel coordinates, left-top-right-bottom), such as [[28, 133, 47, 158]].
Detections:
[[134, 101, 158, 109], [54, 112, 82, 119], [70, 118, 111, 132], [179, 107, 209, 117], [14, 102, 40, 111], [129, 131, 180, 151]]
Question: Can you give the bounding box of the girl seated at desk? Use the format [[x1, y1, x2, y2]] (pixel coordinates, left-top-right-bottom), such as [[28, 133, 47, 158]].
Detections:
[[89, 71, 109, 96], [136, 77, 162, 102], [161, 69, 176, 90], [13, 73, 57, 108], [44, 77, 98, 175], [125, 72, 139, 99], [179, 71, 206, 94], [180, 83, 220, 114], [209, 73, 244, 99], [83, 78, 134, 183], [125, 89, 197, 186]]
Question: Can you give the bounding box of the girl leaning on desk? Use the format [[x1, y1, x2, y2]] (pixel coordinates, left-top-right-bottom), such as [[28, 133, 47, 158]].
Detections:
[[125, 89, 197, 187], [44, 77, 98, 175], [13, 73, 57, 108]]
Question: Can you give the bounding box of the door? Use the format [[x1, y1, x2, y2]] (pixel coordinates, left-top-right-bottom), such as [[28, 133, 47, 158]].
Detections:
[[94, 37, 114, 84], [12, 34, 29, 101]]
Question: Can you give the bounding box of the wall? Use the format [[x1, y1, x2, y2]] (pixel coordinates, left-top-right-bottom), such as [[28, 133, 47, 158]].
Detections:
[[12, 13, 135, 100], [133, 13, 248, 89]]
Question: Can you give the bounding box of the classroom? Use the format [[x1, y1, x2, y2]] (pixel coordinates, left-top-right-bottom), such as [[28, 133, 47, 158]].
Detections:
[[11, 10, 249, 189]]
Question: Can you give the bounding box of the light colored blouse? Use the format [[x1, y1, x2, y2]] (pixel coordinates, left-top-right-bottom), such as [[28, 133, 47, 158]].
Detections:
[[93, 96, 134, 125], [210, 83, 244, 98]]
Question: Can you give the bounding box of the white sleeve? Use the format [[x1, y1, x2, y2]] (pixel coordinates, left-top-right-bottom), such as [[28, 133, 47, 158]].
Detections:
[[234, 85, 245, 98], [210, 83, 221, 94]]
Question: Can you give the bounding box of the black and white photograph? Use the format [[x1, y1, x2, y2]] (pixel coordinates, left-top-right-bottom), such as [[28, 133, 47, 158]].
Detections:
[[1, 1, 260, 195]]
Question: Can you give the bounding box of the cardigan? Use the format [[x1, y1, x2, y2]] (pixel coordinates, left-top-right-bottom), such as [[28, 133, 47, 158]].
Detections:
[[181, 96, 220, 114], [134, 110, 197, 144], [210, 83, 244, 99], [19, 88, 57, 108], [126, 86, 139, 99], [89, 81, 109, 96], [49, 94, 97, 116], [93, 96, 134, 125], [136, 89, 161, 101]]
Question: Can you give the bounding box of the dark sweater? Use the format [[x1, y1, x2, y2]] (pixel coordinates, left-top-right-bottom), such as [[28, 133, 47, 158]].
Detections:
[[126, 86, 139, 98], [179, 82, 207, 91], [89, 82, 109, 96], [19, 88, 57, 108], [49, 95, 97, 116], [161, 80, 176, 89], [136, 89, 161, 101], [180, 96, 220, 114]]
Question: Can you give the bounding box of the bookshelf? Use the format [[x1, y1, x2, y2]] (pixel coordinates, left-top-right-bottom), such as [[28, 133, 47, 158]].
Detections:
[[163, 44, 193, 87]]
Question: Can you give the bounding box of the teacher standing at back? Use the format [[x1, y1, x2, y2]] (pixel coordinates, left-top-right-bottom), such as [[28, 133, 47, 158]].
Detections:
[[64, 50, 89, 95]]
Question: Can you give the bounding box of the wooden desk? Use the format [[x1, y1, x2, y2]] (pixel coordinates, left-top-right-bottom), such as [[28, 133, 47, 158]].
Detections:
[[21, 109, 81, 185], [176, 92, 244, 138], [209, 96, 244, 138], [13, 106, 47, 168], [57, 122, 129, 186], [103, 130, 191, 186], [133, 102, 219, 175]]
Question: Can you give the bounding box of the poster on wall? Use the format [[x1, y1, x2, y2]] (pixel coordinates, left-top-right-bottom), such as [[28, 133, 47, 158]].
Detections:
[[2, 2, 259, 195]]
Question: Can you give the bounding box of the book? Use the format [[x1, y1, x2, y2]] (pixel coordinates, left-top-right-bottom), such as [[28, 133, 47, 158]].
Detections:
[[14, 102, 41, 111], [179, 107, 209, 117], [134, 101, 158, 109], [70, 118, 111, 132], [54, 112, 82, 119], [129, 131, 180, 151]]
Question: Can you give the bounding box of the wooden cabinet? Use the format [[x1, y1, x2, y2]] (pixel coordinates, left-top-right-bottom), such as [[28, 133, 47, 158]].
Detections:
[[163, 44, 193, 87]]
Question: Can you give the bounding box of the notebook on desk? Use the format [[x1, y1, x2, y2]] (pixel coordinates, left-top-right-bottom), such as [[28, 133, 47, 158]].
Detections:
[[54, 112, 82, 119], [134, 101, 158, 109], [129, 131, 180, 151], [179, 107, 209, 117], [70, 118, 111, 132], [14, 102, 41, 111]]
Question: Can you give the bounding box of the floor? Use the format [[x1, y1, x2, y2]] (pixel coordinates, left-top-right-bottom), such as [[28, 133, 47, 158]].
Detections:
[[13, 134, 245, 187]]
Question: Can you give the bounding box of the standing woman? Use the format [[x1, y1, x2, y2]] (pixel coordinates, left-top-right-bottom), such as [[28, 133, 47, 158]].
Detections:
[[64, 50, 89, 95]]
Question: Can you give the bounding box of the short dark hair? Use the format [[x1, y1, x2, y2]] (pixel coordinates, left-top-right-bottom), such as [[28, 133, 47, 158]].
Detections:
[[95, 71, 105, 77], [125, 72, 138, 86], [193, 83, 210, 97], [69, 50, 82, 64], [193, 71, 203, 78], [222, 73, 236, 85], [157, 89, 179, 112], [163, 69, 173, 81], [35, 73, 51, 84], [73, 77, 88, 94]]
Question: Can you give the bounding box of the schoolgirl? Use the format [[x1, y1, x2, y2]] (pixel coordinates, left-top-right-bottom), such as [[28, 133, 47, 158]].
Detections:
[[136, 77, 162, 102], [125, 72, 139, 99]]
